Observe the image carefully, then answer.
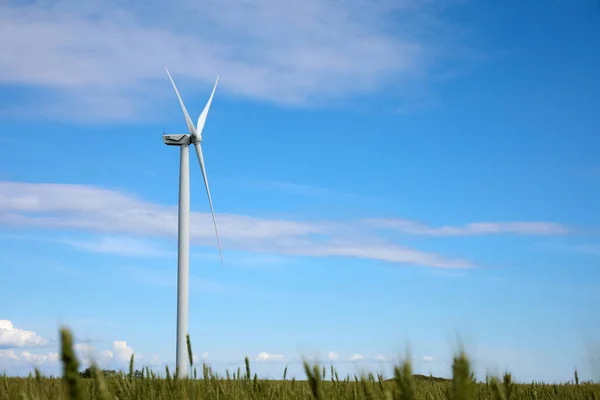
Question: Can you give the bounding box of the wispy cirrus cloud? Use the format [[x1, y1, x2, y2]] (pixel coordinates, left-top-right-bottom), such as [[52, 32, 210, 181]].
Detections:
[[64, 236, 173, 257], [0, 181, 578, 269], [535, 241, 600, 257], [0, 181, 477, 268], [0, 0, 472, 120], [571, 243, 600, 256], [366, 219, 572, 236]]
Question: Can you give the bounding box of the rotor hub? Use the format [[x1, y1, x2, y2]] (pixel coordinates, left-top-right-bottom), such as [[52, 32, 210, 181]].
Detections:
[[191, 134, 203, 144]]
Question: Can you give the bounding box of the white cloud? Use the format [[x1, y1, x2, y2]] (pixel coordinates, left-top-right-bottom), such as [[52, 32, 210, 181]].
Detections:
[[349, 354, 364, 362], [0, 181, 480, 269], [75, 343, 96, 353], [0, 321, 141, 372], [145, 354, 162, 366], [328, 351, 339, 361], [74, 343, 96, 364], [0, 349, 59, 367], [19, 351, 59, 365], [0, 320, 50, 348], [0, 349, 19, 360], [374, 354, 387, 361], [101, 350, 114, 361], [193, 352, 209, 363], [0, 350, 59, 367], [72, 341, 135, 367], [422, 355, 434, 362], [0, 0, 463, 120], [112, 341, 135, 362], [368, 219, 571, 236], [255, 352, 284, 362]]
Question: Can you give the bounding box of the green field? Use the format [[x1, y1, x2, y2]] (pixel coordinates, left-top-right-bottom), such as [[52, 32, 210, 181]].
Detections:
[[1, 327, 598, 400]]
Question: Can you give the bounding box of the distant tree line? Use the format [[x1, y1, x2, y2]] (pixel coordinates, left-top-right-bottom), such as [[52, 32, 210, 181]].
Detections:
[[78, 367, 144, 379]]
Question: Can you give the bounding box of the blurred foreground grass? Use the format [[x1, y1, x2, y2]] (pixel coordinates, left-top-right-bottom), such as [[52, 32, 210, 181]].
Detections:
[[1, 327, 598, 399]]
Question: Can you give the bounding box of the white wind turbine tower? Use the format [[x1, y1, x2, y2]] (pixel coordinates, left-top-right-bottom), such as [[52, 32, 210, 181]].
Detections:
[[162, 67, 224, 377]]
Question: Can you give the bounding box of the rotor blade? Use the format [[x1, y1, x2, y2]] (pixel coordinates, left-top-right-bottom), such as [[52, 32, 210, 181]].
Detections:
[[165, 67, 197, 135], [193, 142, 224, 267], [194, 75, 219, 140]]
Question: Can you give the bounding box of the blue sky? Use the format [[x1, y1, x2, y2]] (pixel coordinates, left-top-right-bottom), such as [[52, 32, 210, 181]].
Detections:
[[1, 0, 599, 383]]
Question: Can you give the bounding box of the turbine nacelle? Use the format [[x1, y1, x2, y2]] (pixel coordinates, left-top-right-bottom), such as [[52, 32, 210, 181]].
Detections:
[[162, 133, 191, 146]]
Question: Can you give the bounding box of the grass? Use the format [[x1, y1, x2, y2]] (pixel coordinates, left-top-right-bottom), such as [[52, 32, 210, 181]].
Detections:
[[1, 326, 598, 399]]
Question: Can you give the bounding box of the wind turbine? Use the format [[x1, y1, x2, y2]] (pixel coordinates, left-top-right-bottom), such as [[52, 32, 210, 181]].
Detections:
[[162, 67, 224, 377]]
